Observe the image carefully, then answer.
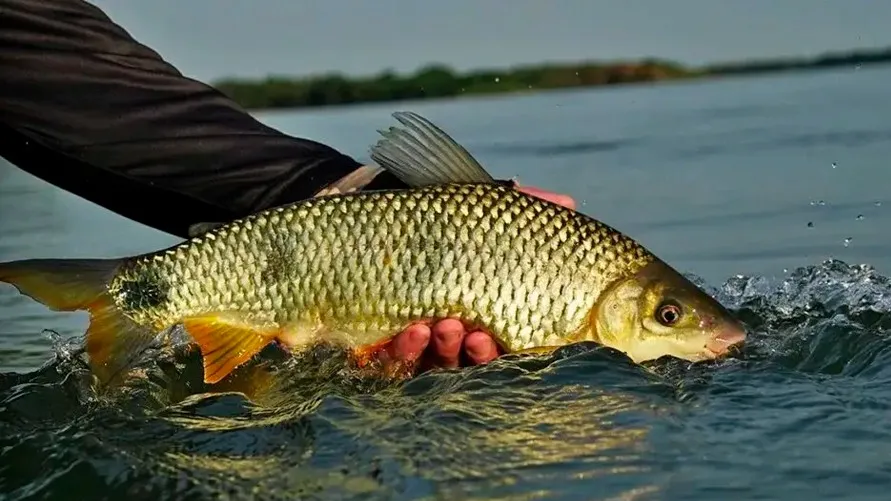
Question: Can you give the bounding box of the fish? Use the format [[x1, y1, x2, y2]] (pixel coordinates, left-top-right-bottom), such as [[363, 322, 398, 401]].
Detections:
[[0, 111, 747, 386]]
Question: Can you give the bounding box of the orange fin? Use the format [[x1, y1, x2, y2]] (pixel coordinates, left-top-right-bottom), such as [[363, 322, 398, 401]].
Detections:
[[353, 336, 396, 369], [0, 258, 120, 311], [181, 313, 281, 385], [84, 296, 160, 385], [0, 258, 156, 385], [351, 335, 423, 379]]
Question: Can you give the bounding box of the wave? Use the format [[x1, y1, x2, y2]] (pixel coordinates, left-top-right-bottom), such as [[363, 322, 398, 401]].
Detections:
[[1, 259, 890, 500]]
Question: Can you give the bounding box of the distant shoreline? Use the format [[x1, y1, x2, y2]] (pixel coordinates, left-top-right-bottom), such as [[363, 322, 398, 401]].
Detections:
[[212, 46, 891, 111]]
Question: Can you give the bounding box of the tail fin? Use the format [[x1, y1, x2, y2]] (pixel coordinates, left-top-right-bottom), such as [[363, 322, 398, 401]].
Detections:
[[0, 258, 118, 311], [0, 258, 158, 385]]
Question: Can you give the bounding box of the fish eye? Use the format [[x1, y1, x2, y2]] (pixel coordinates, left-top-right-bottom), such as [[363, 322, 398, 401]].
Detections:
[[655, 301, 682, 326]]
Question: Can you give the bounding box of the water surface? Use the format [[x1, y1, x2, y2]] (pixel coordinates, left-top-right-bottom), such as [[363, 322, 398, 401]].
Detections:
[[1, 66, 891, 500]]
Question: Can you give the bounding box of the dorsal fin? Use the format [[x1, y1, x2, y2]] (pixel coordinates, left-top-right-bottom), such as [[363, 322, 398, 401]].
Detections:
[[369, 111, 495, 187]]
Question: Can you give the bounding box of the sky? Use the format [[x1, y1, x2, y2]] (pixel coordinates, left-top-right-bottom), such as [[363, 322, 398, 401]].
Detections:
[[89, 0, 891, 83]]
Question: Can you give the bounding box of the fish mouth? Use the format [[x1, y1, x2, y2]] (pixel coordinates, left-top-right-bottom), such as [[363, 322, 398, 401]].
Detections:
[[703, 327, 747, 359]]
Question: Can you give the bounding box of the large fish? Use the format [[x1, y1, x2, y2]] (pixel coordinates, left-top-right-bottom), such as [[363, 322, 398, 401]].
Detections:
[[0, 112, 746, 385]]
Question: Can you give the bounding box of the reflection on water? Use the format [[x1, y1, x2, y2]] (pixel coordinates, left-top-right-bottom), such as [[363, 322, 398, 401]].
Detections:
[[3, 257, 891, 499], [1, 335, 675, 500], [2, 260, 891, 499]]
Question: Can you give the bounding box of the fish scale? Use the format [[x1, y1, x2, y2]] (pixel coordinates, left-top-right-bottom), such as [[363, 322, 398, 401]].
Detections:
[[112, 184, 653, 354]]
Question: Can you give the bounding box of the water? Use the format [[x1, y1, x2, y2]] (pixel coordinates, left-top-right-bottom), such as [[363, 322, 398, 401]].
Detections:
[[1, 65, 891, 500]]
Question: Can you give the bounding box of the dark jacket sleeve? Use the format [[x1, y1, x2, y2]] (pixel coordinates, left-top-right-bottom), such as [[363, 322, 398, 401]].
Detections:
[[0, 0, 403, 239]]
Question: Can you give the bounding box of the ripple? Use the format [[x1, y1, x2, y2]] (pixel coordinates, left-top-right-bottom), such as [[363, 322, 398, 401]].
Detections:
[[673, 127, 891, 160], [1, 259, 891, 500], [477, 137, 638, 158]]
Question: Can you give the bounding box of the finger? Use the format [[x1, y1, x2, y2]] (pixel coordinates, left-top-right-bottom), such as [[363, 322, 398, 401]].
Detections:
[[427, 318, 465, 368], [517, 186, 576, 210], [464, 331, 500, 365], [387, 324, 431, 363]]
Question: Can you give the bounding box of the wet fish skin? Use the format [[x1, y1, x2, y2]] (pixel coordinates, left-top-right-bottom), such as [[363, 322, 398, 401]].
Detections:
[[113, 182, 652, 350], [0, 111, 747, 386]]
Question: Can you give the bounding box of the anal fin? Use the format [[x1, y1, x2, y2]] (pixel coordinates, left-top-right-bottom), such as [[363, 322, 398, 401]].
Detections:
[[181, 313, 284, 384]]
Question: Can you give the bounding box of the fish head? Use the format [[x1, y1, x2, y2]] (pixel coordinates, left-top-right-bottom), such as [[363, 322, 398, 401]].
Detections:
[[592, 259, 746, 364]]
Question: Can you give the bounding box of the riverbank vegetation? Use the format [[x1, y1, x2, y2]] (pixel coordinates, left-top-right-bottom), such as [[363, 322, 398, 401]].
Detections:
[[212, 46, 891, 111]]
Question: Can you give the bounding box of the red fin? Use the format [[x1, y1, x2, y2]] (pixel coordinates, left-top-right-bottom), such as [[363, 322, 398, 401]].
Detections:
[[181, 314, 279, 384]]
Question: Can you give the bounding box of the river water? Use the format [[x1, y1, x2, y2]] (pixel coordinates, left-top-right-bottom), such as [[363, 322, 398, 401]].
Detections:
[[1, 65, 890, 500]]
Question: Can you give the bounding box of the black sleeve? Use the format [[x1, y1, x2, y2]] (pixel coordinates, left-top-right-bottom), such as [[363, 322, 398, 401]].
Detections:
[[0, 0, 404, 239]]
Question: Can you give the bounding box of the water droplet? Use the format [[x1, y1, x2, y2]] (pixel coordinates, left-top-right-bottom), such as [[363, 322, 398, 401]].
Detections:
[[494, 77, 500, 83], [844, 237, 852, 247], [783, 268, 788, 273], [818, 200, 825, 206], [831, 162, 838, 169], [807, 221, 814, 228], [856, 214, 864, 220], [581, 200, 588, 207], [875, 201, 883, 207], [575, 71, 579, 76], [528, 85, 533, 89], [855, 63, 862, 70]]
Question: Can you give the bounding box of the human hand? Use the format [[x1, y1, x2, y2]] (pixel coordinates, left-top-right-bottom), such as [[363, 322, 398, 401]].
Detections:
[[385, 185, 576, 372]]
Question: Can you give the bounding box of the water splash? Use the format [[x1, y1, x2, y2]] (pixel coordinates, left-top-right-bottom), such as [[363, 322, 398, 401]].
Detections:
[[1, 259, 891, 500]]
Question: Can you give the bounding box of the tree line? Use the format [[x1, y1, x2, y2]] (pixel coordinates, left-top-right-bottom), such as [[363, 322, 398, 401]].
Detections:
[[212, 47, 891, 111]]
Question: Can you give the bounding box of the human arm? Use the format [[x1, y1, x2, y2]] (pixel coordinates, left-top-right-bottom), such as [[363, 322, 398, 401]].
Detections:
[[0, 0, 407, 239], [0, 0, 574, 372]]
